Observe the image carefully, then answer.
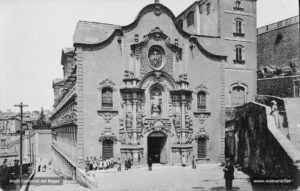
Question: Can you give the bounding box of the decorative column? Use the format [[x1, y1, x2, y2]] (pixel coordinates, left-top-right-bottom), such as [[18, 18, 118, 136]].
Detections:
[[132, 97, 138, 145], [120, 71, 145, 165], [181, 97, 186, 143]]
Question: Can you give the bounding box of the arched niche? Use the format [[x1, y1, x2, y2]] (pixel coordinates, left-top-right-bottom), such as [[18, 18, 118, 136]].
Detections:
[[139, 71, 177, 118]]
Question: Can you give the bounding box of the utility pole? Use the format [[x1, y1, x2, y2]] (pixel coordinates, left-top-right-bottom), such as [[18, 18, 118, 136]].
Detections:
[[14, 102, 28, 188]]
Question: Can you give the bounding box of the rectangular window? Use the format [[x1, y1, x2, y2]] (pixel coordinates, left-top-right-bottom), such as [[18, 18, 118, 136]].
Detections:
[[102, 88, 113, 109], [236, 21, 242, 34], [197, 92, 206, 110], [294, 81, 300, 97], [236, 47, 242, 61]]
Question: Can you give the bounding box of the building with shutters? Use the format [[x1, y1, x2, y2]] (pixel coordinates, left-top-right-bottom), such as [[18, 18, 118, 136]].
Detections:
[[50, 0, 257, 179]]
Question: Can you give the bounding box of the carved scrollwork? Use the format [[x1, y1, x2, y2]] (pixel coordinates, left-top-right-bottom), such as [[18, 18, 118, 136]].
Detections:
[[51, 101, 77, 127], [97, 110, 118, 124], [98, 79, 116, 91], [195, 127, 209, 140], [143, 118, 173, 136], [195, 84, 209, 94], [154, 5, 162, 16], [99, 126, 117, 142], [194, 112, 211, 124]]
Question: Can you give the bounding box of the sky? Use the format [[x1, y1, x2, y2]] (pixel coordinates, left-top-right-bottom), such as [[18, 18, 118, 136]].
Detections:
[[0, 0, 299, 112]]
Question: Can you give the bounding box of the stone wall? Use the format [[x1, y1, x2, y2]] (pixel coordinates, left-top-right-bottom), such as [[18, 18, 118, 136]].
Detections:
[[233, 102, 299, 183], [257, 17, 299, 68], [285, 98, 300, 150], [257, 76, 300, 98]]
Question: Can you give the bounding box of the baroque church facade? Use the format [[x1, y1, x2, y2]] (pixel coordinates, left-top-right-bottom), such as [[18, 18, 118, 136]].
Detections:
[[51, 0, 257, 177]]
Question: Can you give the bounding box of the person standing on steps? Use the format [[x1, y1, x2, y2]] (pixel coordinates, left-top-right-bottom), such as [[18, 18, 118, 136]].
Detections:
[[270, 100, 280, 128]]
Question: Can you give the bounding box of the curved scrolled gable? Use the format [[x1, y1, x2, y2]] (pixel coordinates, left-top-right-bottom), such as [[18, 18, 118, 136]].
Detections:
[[73, 3, 227, 61]]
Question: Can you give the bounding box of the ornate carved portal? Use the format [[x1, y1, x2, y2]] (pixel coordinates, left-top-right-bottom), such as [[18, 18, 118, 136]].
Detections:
[[118, 27, 197, 159]]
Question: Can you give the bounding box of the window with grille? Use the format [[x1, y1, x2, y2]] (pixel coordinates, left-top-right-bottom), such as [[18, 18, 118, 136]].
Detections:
[[186, 12, 194, 27], [197, 138, 207, 158], [102, 140, 113, 160], [294, 81, 300, 97], [197, 91, 207, 110], [101, 87, 113, 109], [231, 86, 245, 106]]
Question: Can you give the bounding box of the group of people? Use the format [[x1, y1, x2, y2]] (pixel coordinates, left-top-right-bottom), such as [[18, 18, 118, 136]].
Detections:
[[124, 158, 133, 170], [85, 157, 114, 172], [37, 164, 47, 172]]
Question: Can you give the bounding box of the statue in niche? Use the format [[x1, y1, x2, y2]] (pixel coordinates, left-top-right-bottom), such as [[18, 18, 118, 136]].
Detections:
[[173, 112, 181, 141], [151, 92, 162, 116], [125, 112, 133, 130]]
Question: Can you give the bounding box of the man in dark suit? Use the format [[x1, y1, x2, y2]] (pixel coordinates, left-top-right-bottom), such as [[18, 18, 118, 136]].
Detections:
[[148, 157, 152, 171], [223, 158, 234, 190]]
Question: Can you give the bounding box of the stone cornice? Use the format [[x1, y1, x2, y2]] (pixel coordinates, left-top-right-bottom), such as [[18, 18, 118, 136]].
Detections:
[[52, 85, 76, 118]]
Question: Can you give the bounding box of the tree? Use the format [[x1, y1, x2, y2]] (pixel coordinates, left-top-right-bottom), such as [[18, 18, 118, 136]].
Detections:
[[33, 108, 51, 129]]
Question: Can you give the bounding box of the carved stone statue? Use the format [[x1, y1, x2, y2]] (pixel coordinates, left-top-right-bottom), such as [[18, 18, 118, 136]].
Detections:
[[151, 92, 161, 116], [136, 112, 144, 141], [173, 112, 181, 141], [125, 112, 133, 129]]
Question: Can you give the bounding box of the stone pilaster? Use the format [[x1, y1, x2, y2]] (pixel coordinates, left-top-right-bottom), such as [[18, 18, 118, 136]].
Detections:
[[75, 48, 85, 169]]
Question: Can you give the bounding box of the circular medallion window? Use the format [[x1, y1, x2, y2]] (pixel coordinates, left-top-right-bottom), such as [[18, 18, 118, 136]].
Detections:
[[148, 45, 165, 70]]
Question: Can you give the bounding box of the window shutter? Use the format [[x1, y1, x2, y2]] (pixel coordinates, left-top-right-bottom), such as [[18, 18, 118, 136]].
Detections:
[[242, 21, 245, 34], [233, 20, 236, 34], [233, 47, 236, 62], [243, 47, 246, 61]]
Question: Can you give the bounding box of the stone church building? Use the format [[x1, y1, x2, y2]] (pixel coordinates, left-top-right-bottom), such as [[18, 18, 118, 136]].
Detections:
[[51, 0, 257, 177]]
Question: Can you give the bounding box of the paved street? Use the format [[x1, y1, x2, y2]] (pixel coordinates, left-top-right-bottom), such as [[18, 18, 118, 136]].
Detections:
[[27, 166, 87, 191], [92, 163, 253, 191]]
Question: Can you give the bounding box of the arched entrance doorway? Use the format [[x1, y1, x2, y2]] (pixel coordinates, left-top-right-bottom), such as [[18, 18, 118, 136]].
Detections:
[[148, 131, 167, 164]]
